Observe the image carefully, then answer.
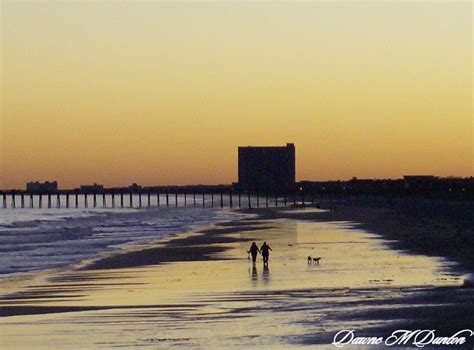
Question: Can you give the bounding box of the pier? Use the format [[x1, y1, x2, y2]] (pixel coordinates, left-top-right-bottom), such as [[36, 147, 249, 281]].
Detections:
[[0, 188, 313, 209], [1, 176, 472, 210]]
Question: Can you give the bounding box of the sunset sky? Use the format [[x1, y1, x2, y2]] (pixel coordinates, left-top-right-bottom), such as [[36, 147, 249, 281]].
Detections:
[[1, 1, 472, 189]]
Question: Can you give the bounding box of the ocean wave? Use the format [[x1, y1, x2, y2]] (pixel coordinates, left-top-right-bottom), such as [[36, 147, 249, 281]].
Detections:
[[0, 207, 240, 277]]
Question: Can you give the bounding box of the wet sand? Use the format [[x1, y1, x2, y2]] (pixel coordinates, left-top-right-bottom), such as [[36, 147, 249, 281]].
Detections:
[[275, 198, 474, 271], [1, 205, 473, 348]]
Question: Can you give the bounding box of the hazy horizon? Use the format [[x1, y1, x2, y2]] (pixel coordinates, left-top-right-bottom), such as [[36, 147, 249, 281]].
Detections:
[[1, 1, 472, 189]]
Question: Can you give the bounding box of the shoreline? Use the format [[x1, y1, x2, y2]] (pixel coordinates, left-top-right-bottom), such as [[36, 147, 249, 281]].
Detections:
[[246, 198, 474, 275], [2, 200, 473, 304], [2, 198, 472, 281], [1, 201, 473, 348], [84, 198, 474, 277]]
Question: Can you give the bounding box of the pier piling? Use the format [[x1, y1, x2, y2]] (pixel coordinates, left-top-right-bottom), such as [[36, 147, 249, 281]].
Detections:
[[0, 189, 306, 210]]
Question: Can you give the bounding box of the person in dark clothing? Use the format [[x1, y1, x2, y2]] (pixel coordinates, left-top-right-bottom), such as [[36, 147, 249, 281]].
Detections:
[[248, 242, 260, 263], [260, 242, 272, 265]]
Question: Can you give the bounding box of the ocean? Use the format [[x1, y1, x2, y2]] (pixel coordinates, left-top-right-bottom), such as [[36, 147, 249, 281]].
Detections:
[[0, 194, 245, 277]]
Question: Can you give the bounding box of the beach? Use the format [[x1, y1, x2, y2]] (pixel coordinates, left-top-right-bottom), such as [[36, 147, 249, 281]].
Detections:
[[1, 201, 473, 349], [3, 1, 471, 348]]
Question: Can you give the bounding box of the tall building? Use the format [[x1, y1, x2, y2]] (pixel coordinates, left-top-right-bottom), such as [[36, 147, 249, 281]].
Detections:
[[237, 143, 295, 192]]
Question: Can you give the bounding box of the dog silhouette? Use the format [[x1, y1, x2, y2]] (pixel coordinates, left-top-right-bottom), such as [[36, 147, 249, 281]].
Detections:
[[307, 256, 322, 264]]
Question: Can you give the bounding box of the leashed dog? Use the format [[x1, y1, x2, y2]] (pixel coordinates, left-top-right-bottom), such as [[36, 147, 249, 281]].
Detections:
[[307, 256, 322, 264]]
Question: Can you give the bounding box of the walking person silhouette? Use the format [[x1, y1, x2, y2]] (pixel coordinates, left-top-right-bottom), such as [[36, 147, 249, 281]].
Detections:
[[260, 242, 272, 265], [248, 242, 260, 263]]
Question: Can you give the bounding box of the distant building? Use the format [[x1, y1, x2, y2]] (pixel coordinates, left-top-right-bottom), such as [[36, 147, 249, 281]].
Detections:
[[80, 183, 104, 191], [237, 143, 295, 192], [404, 175, 437, 190], [128, 183, 142, 191], [26, 181, 58, 192]]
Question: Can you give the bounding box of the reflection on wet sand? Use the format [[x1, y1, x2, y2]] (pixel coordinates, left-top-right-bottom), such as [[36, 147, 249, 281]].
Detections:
[[0, 217, 471, 349], [250, 264, 258, 283], [262, 265, 270, 285], [248, 264, 270, 286]]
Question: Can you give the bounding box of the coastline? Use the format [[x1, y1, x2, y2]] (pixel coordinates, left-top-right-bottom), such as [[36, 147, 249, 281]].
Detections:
[[252, 198, 474, 273], [1, 201, 473, 348], [82, 224, 264, 271], [85, 198, 474, 277]]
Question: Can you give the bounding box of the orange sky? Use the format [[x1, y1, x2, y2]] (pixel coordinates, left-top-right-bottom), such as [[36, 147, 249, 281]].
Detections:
[[1, 1, 472, 189]]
